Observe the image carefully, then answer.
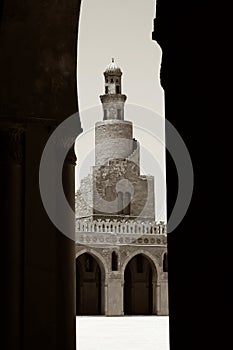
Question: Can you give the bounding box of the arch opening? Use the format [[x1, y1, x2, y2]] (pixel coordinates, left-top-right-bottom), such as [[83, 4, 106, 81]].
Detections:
[[124, 253, 157, 315], [76, 252, 105, 315], [163, 252, 168, 272], [112, 251, 118, 271]]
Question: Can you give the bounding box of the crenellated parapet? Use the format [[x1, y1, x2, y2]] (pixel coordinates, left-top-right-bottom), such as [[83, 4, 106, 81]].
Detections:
[[76, 218, 166, 235]]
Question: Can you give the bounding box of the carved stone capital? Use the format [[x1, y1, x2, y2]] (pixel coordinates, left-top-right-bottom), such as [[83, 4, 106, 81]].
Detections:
[[0, 124, 25, 164]]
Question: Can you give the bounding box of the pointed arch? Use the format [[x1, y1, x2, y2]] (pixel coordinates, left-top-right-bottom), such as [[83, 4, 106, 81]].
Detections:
[[76, 248, 108, 275], [123, 252, 157, 315], [122, 249, 159, 276], [76, 248, 108, 315]]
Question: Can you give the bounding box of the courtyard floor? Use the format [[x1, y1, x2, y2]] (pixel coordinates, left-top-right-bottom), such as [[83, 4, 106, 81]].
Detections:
[[76, 316, 170, 350]]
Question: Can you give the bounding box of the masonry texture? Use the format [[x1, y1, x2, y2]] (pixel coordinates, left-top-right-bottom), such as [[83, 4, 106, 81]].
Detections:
[[75, 59, 168, 316]]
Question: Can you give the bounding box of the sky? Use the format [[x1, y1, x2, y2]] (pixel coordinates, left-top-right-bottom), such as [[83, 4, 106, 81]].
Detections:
[[76, 0, 163, 114], [75, 0, 166, 221]]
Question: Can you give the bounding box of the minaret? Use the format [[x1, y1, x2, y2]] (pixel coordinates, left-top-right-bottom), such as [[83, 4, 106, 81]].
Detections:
[[77, 59, 156, 221], [95, 59, 133, 166], [100, 58, 127, 120]]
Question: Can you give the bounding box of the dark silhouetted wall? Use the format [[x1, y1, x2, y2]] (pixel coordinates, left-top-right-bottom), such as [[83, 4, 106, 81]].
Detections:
[[154, 1, 229, 349], [0, 1, 81, 349]]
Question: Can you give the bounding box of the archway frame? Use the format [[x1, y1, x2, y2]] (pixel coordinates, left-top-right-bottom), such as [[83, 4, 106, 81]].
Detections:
[[76, 248, 109, 275], [121, 249, 160, 279], [76, 248, 108, 315], [122, 250, 160, 315]]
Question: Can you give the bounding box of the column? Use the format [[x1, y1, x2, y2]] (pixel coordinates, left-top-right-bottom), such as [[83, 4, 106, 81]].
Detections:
[[106, 273, 124, 315], [156, 283, 161, 315], [160, 277, 169, 315], [104, 279, 108, 315], [0, 125, 25, 350]]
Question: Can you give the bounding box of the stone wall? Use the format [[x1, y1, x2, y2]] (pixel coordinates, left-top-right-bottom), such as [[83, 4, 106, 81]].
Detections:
[[127, 139, 140, 168], [92, 158, 155, 220], [76, 159, 155, 221], [76, 173, 93, 218], [100, 94, 127, 120]]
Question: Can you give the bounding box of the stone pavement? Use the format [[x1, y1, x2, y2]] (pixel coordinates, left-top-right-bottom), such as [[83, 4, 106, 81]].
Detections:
[[76, 316, 169, 350]]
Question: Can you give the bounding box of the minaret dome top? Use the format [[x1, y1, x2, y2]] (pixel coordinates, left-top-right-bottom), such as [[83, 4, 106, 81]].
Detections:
[[104, 58, 122, 75]]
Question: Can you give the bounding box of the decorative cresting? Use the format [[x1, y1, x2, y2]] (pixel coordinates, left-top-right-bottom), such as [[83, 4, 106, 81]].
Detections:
[[76, 218, 167, 247], [76, 218, 166, 234]]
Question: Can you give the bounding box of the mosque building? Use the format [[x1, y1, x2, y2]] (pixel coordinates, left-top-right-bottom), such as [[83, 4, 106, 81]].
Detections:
[[75, 59, 168, 316]]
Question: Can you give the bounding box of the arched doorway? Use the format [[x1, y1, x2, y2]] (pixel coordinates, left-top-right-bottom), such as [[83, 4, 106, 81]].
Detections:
[[124, 254, 156, 315], [76, 253, 104, 315]]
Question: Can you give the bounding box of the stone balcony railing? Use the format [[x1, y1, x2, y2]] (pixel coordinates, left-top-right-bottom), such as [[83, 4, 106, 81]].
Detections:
[[75, 218, 167, 235]]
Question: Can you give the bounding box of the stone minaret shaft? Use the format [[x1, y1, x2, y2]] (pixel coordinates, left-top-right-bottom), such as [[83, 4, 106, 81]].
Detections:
[[95, 59, 133, 166]]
